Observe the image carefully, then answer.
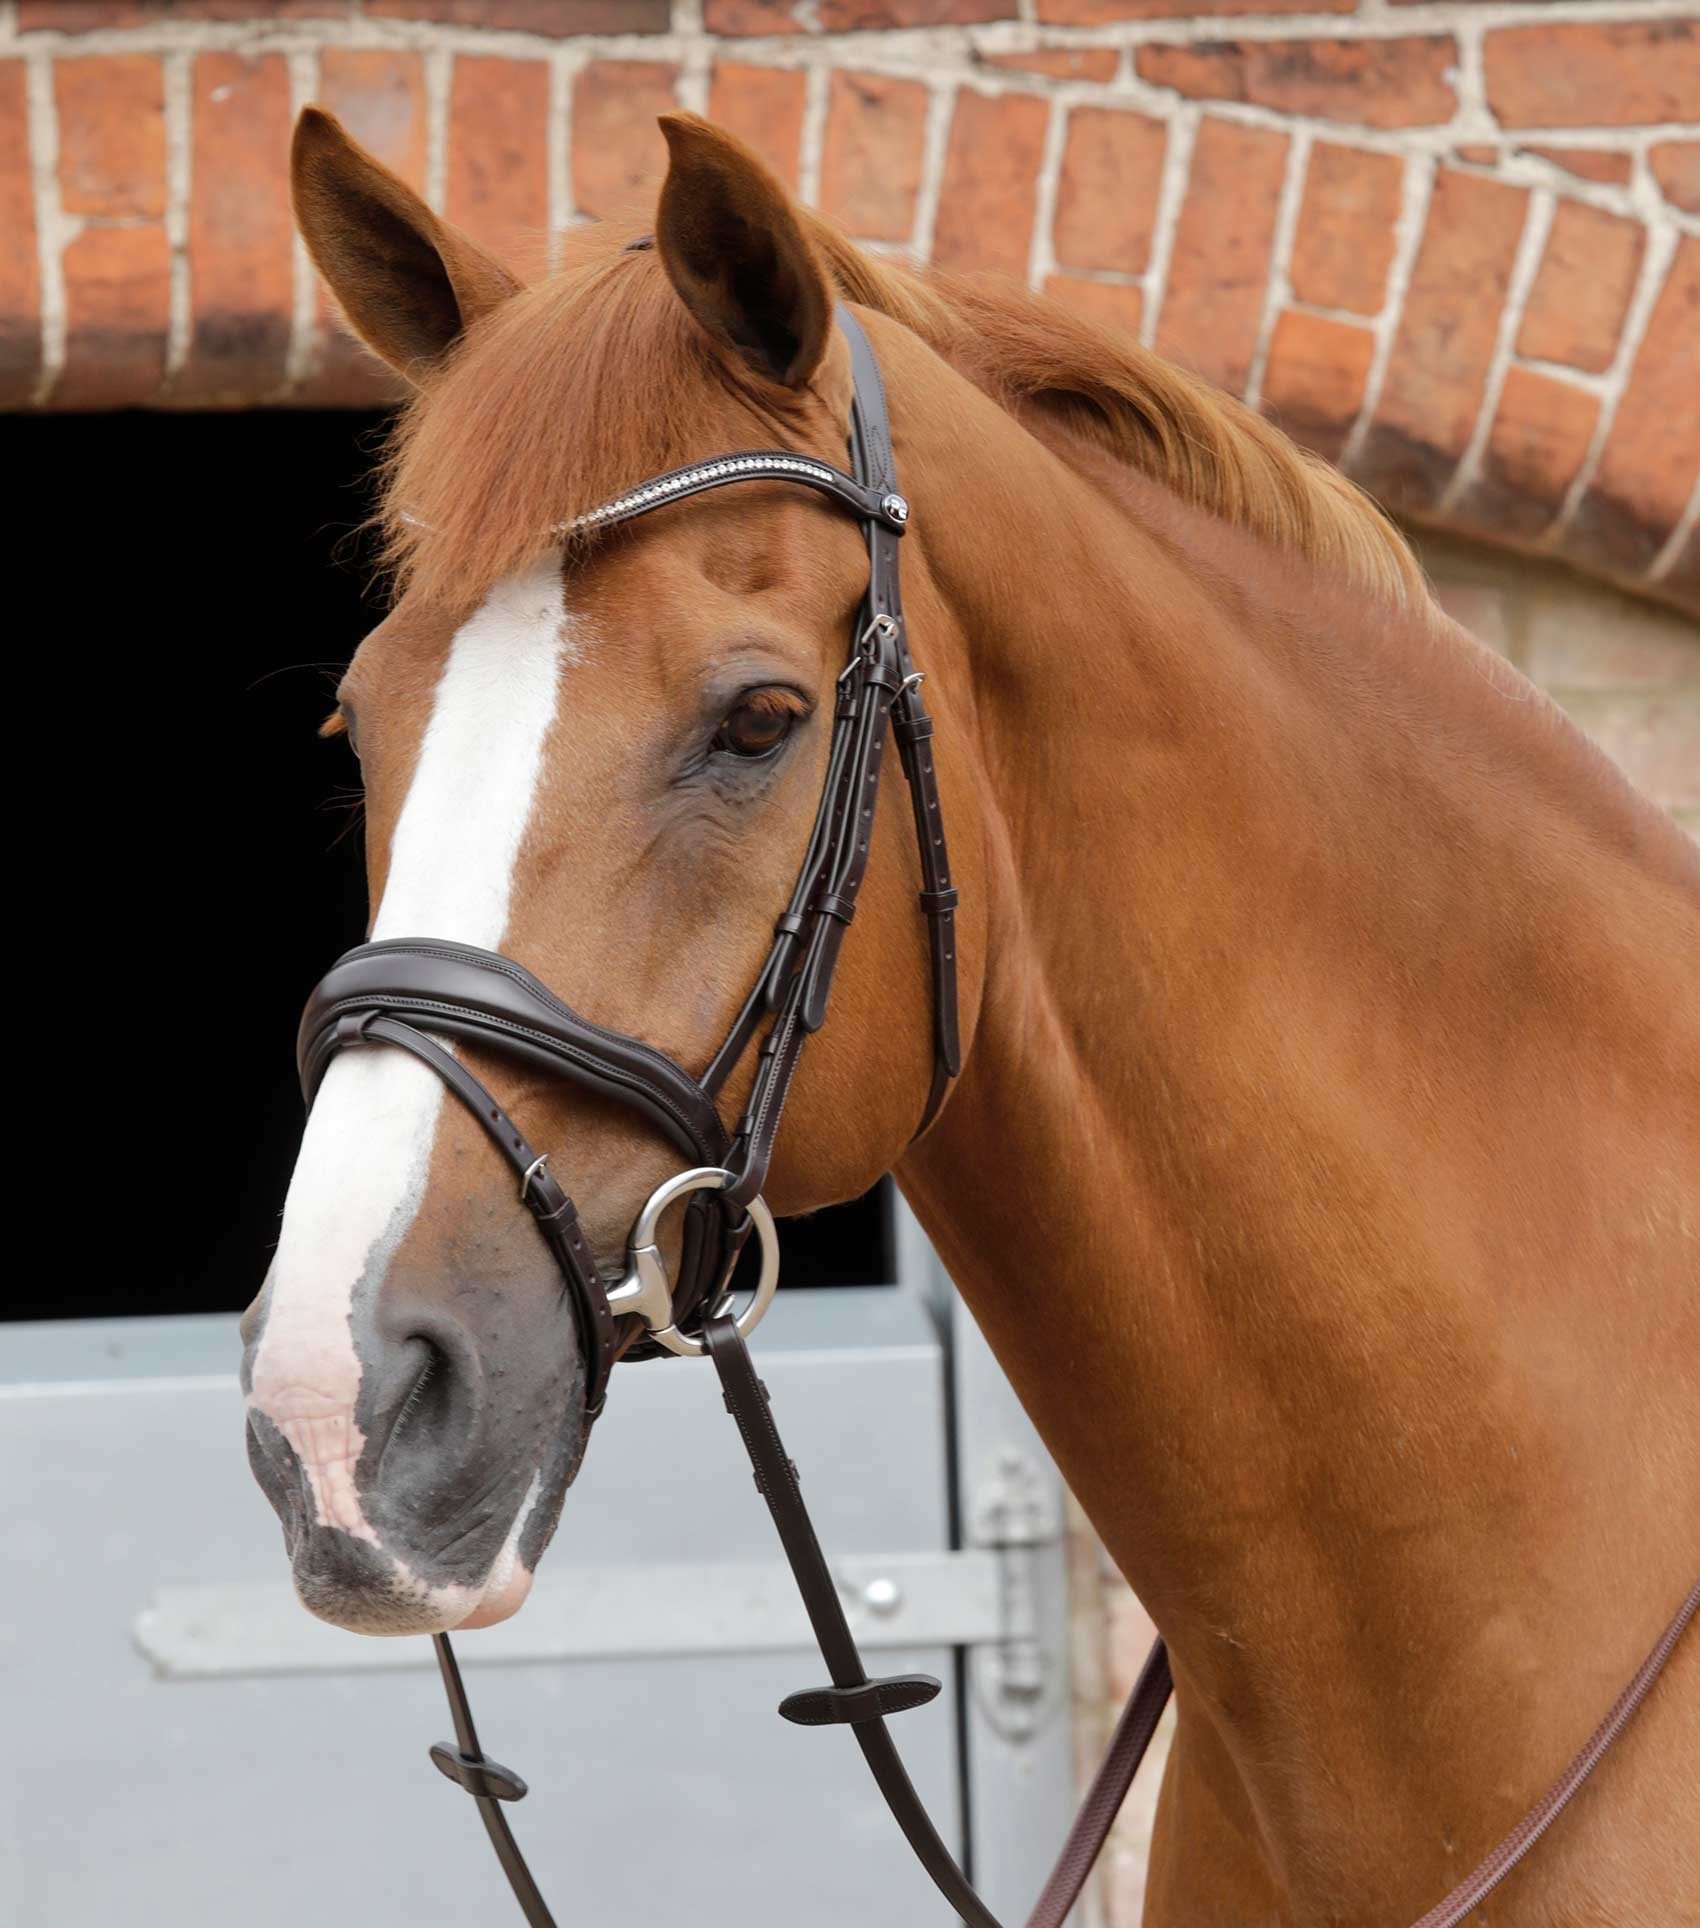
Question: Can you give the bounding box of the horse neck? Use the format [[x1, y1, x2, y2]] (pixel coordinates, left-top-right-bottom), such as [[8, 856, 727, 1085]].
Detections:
[[896, 399, 1700, 1862]]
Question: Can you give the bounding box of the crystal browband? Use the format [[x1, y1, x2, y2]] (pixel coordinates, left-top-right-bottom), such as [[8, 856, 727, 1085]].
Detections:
[[557, 451, 908, 539]]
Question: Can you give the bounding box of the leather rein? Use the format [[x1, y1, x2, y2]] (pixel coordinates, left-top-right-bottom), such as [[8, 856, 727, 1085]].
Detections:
[[296, 306, 1698, 1927]]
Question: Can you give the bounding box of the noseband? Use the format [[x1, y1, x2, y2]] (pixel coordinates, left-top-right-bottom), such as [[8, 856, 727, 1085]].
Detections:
[[300, 307, 960, 1416], [293, 307, 1699, 1928]]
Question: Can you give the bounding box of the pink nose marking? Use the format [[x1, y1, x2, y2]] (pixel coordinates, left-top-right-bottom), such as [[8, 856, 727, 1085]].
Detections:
[[250, 1382, 379, 1545]]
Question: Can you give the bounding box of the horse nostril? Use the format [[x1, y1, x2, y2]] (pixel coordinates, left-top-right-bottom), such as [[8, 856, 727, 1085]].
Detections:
[[386, 1339, 453, 1455]]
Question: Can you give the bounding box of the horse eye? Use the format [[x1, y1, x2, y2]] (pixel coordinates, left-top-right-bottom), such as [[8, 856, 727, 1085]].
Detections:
[[713, 693, 798, 760]]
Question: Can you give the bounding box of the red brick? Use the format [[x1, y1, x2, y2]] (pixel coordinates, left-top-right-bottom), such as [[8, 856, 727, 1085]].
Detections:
[[1470, 367, 1599, 538], [703, 0, 801, 30], [1289, 142, 1402, 318], [573, 61, 678, 223], [1356, 169, 1529, 511], [56, 56, 165, 219], [708, 63, 807, 194], [21, 1, 339, 23], [1041, 0, 1351, 20], [1259, 308, 1373, 463], [1137, 36, 1457, 130], [1483, 22, 1700, 130], [368, 0, 667, 28], [1517, 201, 1643, 377], [1650, 142, 1700, 218], [318, 49, 427, 187], [821, 0, 1011, 20], [58, 222, 170, 408], [1044, 274, 1144, 340], [819, 72, 929, 244], [1522, 146, 1632, 188], [445, 57, 551, 269], [932, 90, 1050, 279], [181, 53, 294, 401], [1053, 110, 1166, 277], [1452, 145, 1499, 167], [1155, 116, 1287, 397], [1571, 236, 1700, 578], [979, 48, 1120, 84], [0, 62, 39, 407]]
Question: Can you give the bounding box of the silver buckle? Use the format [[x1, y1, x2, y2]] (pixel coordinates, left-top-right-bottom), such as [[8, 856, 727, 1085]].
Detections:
[[606, 1167, 781, 1360]]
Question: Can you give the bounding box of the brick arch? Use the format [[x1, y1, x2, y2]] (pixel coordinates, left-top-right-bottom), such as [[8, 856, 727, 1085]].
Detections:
[[2, 2, 1695, 610]]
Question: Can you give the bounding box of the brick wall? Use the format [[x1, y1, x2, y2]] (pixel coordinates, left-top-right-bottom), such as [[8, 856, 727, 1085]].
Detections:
[[2, 9, 1693, 1920], [0, 0, 1696, 606]]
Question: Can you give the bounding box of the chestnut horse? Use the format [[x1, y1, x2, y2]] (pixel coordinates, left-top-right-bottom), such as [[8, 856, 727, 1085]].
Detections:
[[242, 108, 1700, 1924]]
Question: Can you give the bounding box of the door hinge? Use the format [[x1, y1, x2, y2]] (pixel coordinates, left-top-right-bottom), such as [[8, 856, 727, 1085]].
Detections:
[[967, 1448, 1064, 1740]]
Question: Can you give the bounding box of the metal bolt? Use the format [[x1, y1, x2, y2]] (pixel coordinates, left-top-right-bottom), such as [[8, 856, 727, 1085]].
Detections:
[[882, 492, 909, 525], [862, 1576, 903, 1616]]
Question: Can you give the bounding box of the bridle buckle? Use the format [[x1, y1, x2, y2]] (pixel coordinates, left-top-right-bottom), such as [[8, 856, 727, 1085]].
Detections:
[[857, 611, 900, 654]]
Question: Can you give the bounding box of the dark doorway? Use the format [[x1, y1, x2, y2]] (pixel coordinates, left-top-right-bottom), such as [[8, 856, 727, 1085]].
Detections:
[[13, 410, 888, 1324]]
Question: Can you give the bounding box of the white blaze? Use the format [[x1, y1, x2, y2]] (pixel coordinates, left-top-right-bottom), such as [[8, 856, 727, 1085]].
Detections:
[[248, 560, 573, 1566]]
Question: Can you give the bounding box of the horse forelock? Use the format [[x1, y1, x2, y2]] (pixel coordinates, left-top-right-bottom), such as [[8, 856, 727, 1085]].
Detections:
[[377, 211, 1423, 616]]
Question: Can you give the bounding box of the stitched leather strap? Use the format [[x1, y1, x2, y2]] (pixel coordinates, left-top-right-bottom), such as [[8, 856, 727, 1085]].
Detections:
[[429, 1336, 1696, 1928], [431, 1635, 559, 1928], [1025, 1635, 1174, 1928], [340, 1012, 618, 1418], [718, 306, 961, 1198], [704, 1314, 1172, 1928], [1408, 1574, 1700, 1928], [844, 303, 960, 1128]]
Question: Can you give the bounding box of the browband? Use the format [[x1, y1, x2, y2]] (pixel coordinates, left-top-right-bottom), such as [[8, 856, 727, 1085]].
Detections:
[[558, 449, 910, 539]]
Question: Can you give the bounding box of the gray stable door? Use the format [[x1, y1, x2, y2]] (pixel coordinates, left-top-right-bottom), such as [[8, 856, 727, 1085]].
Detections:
[[0, 1219, 1076, 1928]]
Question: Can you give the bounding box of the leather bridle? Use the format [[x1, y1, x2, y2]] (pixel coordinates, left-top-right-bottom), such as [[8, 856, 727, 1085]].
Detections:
[[295, 305, 1698, 1928], [301, 307, 957, 1417]]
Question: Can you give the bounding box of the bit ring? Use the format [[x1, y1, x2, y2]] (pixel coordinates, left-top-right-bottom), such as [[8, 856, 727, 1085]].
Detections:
[[609, 1167, 780, 1359]]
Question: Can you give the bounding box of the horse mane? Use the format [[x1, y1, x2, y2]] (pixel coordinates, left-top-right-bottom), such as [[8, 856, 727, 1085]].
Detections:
[[380, 214, 1423, 610]]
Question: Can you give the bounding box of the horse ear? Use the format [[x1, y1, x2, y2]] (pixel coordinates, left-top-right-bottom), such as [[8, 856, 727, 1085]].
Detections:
[[291, 106, 521, 383], [654, 113, 834, 389]]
